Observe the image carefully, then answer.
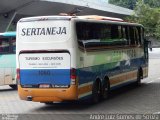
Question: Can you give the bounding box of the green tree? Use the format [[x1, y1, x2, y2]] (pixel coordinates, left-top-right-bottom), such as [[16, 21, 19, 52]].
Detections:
[[109, 0, 160, 39], [155, 20, 160, 39], [127, 0, 160, 39], [108, 0, 160, 9], [143, 0, 160, 8]]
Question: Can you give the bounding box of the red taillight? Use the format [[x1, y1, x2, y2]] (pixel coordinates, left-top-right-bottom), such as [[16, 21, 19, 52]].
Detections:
[[16, 68, 20, 82], [70, 68, 76, 85]]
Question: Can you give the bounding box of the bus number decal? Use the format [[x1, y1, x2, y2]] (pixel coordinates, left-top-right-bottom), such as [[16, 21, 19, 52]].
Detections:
[[38, 70, 51, 76]]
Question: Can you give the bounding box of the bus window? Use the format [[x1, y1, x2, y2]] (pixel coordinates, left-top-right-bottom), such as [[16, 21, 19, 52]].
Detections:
[[118, 25, 128, 45], [0, 38, 10, 53], [136, 26, 144, 46], [111, 25, 118, 39], [0, 37, 16, 54], [124, 26, 130, 45], [141, 27, 144, 45], [122, 26, 127, 41], [11, 37, 16, 53], [134, 27, 140, 46], [76, 22, 128, 49], [129, 27, 136, 46]]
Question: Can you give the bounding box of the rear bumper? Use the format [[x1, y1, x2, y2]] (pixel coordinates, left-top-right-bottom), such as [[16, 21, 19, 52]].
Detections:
[[18, 85, 78, 102]]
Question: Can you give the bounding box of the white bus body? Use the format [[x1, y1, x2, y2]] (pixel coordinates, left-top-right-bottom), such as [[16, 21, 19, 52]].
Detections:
[[16, 16, 148, 103]]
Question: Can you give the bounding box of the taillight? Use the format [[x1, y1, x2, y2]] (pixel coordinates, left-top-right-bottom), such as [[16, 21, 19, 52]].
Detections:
[[16, 68, 20, 84], [70, 68, 76, 85]]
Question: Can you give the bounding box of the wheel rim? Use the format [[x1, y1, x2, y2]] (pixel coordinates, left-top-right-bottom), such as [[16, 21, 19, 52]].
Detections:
[[102, 82, 109, 99]]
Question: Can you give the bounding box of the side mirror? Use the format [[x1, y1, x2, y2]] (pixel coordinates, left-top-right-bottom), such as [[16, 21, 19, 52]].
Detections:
[[144, 38, 152, 51]]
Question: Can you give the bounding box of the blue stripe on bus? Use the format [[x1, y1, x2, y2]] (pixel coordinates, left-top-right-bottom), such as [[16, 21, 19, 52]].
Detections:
[[77, 57, 147, 85], [20, 69, 70, 85], [20, 57, 147, 87]]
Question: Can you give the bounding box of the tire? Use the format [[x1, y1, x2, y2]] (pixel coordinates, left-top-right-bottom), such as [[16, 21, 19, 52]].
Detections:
[[9, 85, 17, 90], [101, 79, 110, 100], [136, 70, 141, 86], [91, 81, 100, 104]]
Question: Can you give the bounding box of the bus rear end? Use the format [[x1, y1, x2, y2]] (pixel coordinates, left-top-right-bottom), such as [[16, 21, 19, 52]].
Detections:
[[16, 16, 78, 102]]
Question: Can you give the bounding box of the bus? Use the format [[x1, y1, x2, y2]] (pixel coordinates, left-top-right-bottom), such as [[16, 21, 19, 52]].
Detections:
[[16, 15, 148, 103], [0, 31, 17, 89]]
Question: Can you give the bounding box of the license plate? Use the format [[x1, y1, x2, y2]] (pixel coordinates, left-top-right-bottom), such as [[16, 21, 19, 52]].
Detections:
[[39, 84, 50, 88]]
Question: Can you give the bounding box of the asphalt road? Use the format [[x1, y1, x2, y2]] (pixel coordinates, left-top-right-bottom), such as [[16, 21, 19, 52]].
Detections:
[[0, 50, 160, 120]]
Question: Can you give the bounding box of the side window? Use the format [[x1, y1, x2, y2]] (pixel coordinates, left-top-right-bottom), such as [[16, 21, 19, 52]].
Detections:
[[99, 24, 111, 40], [11, 37, 16, 53], [110, 25, 127, 46], [76, 22, 130, 50], [124, 26, 130, 45], [76, 22, 88, 40], [129, 26, 136, 46], [0, 36, 15, 54], [128, 26, 144, 47], [134, 27, 140, 46], [0, 37, 10, 53], [129, 26, 144, 46], [120, 26, 128, 45], [76, 22, 112, 48], [118, 26, 122, 39], [111, 24, 118, 39]]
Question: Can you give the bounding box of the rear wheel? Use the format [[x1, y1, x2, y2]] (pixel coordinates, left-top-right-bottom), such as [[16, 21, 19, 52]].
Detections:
[[101, 79, 110, 100], [91, 81, 101, 104], [9, 85, 17, 90], [136, 69, 142, 86]]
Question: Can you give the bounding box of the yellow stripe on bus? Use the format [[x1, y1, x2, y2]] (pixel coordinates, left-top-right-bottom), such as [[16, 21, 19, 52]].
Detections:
[[78, 67, 148, 98], [110, 70, 137, 86]]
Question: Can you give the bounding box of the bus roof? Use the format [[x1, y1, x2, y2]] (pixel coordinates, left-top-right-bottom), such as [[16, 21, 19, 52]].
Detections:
[[19, 15, 123, 22], [77, 15, 124, 22], [18, 15, 141, 26], [0, 31, 16, 37]]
